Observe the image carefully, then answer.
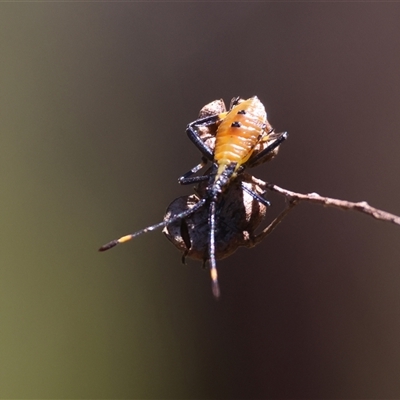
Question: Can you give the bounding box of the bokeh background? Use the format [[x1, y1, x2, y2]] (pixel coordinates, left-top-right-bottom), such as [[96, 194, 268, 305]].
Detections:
[[2, 3, 400, 398]]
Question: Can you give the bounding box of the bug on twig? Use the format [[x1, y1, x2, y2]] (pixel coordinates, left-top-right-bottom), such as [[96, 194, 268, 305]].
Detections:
[[99, 96, 287, 298]]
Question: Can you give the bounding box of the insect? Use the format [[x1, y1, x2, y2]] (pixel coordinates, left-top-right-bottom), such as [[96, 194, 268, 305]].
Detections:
[[99, 96, 287, 298], [179, 96, 287, 181]]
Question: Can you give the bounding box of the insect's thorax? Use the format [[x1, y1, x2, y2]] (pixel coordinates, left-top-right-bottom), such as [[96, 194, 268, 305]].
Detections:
[[208, 162, 237, 200]]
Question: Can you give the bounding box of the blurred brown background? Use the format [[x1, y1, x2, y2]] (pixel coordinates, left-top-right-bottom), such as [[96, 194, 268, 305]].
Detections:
[[2, 3, 400, 398]]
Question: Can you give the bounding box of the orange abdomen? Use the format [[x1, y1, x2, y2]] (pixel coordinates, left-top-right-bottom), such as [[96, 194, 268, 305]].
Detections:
[[214, 97, 267, 167]]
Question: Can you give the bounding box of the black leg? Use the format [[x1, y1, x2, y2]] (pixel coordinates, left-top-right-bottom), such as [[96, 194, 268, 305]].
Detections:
[[186, 114, 221, 161], [179, 162, 217, 185], [99, 197, 207, 252], [178, 157, 208, 184], [178, 174, 209, 186], [241, 183, 271, 207], [246, 131, 288, 168]]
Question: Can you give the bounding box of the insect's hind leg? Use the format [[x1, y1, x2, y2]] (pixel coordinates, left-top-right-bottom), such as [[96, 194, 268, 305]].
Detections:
[[241, 183, 271, 207], [246, 131, 288, 168]]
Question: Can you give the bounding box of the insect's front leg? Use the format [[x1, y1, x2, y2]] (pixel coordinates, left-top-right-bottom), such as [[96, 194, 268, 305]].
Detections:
[[185, 114, 220, 161], [179, 114, 221, 184]]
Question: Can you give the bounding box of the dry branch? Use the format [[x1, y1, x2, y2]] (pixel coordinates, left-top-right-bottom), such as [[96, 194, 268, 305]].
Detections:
[[250, 177, 400, 227]]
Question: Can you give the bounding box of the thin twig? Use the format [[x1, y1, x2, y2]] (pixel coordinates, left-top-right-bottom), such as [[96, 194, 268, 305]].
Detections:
[[250, 198, 298, 246], [250, 177, 400, 227]]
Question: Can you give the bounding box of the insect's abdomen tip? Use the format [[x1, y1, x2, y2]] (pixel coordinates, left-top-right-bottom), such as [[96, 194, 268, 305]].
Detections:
[[98, 240, 118, 252]]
